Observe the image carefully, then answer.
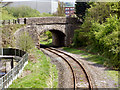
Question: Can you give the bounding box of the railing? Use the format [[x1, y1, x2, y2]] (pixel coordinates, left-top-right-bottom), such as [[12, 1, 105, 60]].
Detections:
[[0, 48, 28, 89], [0, 17, 79, 25], [0, 18, 25, 25]]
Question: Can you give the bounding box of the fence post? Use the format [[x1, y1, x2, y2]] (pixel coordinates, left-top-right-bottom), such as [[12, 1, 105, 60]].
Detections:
[[0, 48, 28, 89], [8, 20, 10, 24], [11, 57, 14, 69]]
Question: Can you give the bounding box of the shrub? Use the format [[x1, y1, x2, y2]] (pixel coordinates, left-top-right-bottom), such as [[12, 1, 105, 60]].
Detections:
[[5, 6, 41, 18], [16, 32, 35, 52], [90, 15, 120, 69], [45, 31, 52, 39], [2, 8, 15, 20], [2, 24, 24, 47], [73, 30, 89, 47]]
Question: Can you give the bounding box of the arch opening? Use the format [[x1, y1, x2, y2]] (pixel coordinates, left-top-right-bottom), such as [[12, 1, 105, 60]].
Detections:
[[50, 30, 66, 47], [40, 29, 66, 47]]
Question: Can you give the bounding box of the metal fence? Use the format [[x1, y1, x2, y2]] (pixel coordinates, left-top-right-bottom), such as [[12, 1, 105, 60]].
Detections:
[[0, 48, 28, 89], [0, 18, 24, 25]]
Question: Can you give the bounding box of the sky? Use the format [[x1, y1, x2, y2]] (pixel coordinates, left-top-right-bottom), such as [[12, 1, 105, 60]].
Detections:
[[59, 0, 76, 2], [2, 0, 76, 2], [2, 0, 119, 3]]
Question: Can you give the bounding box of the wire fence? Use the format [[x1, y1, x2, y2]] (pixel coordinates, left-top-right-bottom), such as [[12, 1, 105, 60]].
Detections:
[[0, 48, 28, 89]]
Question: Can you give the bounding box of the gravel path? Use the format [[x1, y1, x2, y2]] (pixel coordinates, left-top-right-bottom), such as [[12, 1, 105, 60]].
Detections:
[[41, 48, 118, 88], [60, 50, 118, 88], [41, 49, 74, 88]]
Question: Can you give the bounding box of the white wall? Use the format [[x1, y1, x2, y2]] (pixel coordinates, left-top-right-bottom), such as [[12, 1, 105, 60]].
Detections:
[[7, 0, 58, 14], [51, 0, 58, 14]]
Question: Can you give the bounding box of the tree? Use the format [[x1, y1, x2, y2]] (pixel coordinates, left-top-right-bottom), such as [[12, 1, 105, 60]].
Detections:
[[5, 6, 40, 18], [90, 15, 120, 69], [75, 2, 90, 21], [57, 1, 65, 16], [16, 32, 34, 52], [73, 2, 120, 69], [109, 2, 120, 17]]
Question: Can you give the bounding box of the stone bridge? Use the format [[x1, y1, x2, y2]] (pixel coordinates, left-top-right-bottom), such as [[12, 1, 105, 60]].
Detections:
[[12, 17, 79, 46]]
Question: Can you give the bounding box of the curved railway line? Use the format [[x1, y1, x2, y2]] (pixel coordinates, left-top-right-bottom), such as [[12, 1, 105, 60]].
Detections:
[[39, 45, 94, 89]]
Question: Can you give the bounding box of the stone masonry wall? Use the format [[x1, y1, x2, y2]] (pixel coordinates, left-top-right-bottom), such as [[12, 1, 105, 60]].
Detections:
[[12, 17, 79, 46], [25, 17, 78, 25]]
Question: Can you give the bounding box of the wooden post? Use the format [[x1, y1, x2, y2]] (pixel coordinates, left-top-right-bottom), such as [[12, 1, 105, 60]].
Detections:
[[11, 58, 14, 69]]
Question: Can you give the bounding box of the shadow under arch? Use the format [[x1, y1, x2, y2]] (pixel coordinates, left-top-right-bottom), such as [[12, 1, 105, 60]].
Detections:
[[47, 29, 66, 47]]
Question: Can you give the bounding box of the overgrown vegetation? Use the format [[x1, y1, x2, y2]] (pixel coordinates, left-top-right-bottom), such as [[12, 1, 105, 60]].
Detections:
[[2, 6, 54, 20], [56, 1, 65, 16], [1, 5, 58, 88], [2, 24, 58, 88], [75, 2, 90, 21], [5, 6, 40, 18], [45, 31, 52, 39], [2, 7, 15, 20], [16, 32, 35, 52], [9, 48, 58, 88], [2, 24, 25, 48], [63, 47, 118, 83], [40, 31, 52, 46], [74, 2, 120, 70]]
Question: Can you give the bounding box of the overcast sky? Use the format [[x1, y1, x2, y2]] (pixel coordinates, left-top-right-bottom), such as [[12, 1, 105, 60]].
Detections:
[[2, 0, 120, 2], [2, 0, 76, 2]]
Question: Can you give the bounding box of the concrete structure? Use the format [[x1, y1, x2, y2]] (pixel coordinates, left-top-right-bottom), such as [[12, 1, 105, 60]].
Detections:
[[14, 17, 79, 46], [2, 0, 58, 14]]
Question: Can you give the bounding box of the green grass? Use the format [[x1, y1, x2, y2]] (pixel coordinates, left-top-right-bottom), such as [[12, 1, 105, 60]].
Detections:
[[107, 70, 118, 82], [40, 39, 52, 46], [63, 47, 119, 84], [40, 33, 52, 46], [2, 24, 25, 48], [9, 48, 58, 88], [63, 47, 107, 65]]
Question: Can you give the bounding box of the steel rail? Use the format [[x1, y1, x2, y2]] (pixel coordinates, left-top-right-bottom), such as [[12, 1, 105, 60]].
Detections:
[[42, 47, 93, 89], [45, 48, 76, 89], [49, 47, 93, 89]]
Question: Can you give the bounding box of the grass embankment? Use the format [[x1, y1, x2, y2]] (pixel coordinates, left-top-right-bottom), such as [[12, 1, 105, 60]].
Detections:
[[9, 48, 58, 88], [2, 24, 25, 48], [63, 47, 119, 83]]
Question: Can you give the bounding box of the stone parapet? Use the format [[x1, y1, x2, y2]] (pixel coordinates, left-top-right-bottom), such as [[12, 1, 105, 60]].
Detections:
[[25, 17, 79, 25]]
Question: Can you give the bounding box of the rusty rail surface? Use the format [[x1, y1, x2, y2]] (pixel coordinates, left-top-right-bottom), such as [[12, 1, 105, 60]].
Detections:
[[41, 46, 93, 89]]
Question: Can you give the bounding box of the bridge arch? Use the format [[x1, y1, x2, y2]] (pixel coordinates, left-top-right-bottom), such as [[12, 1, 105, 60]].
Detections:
[[14, 25, 67, 47], [49, 29, 66, 46], [36, 25, 66, 46], [5, 17, 78, 47]]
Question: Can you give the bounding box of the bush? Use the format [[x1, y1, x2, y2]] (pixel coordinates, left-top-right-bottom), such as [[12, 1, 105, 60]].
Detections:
[[5, 6, 41, 18], [2, 8, 15, 20], [73, 30, 89, 47], [90, 15, 120, 69], [16, 32, 35, 52], [74, 2, 120, 69], [45, 31, 52, 39], [2, 24, 24, 47]]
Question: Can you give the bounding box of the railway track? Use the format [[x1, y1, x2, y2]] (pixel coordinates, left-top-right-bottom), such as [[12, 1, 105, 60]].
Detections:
[[39, 45, 94, 89]]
